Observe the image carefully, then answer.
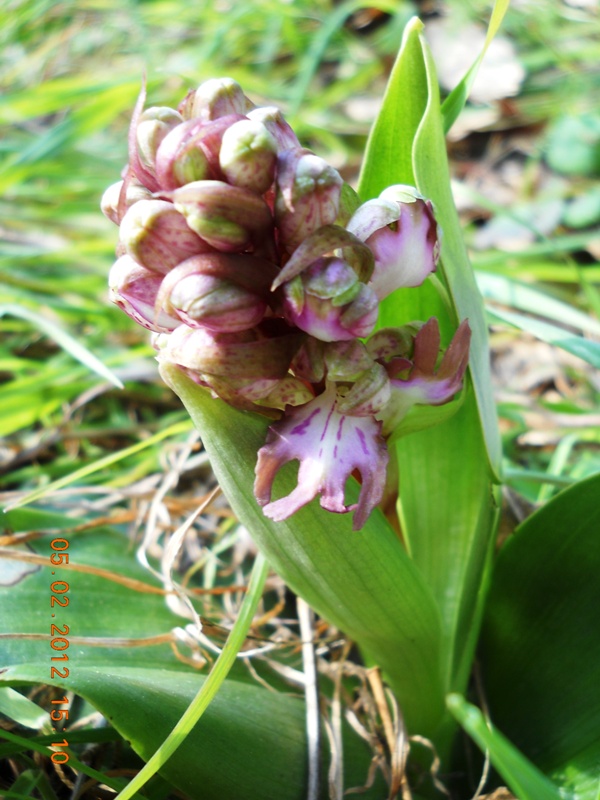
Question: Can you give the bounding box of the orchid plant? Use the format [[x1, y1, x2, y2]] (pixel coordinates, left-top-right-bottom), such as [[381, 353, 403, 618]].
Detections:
[[94, 16, 596, 800], [3, 11, 600, 800], [103, 78, 471, 531]]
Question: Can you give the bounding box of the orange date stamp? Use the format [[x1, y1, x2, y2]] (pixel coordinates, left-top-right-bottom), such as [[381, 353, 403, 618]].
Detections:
[[49, 537, 70, 765]]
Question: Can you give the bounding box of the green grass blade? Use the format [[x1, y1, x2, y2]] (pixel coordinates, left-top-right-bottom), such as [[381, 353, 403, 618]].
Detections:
[[486, 306, 600, 368], [0, 304, 123, 389], [477, 271, 600, 336], [0, 728, 148, 799], [447, 695, 567, 800], [0, 688, 49, 731], [441, 0, 511, 134], [289, 0, 397, 115], [3, 419, 191, 511]]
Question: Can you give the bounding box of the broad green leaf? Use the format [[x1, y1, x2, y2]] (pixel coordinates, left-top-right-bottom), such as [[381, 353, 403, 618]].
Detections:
[[0, 509, 195, 670], [394, 404, 499, 699], [412, 27, 501, 477], [357, 20, 501, 737], [160, 363, 446, 737], [386, 391, 466, 443], [358, 17, 427, 203], [1, 666, 385, 800], [447, 695, 566, 800], [440, 0, 511, 134], [480, 473, 600, 800]]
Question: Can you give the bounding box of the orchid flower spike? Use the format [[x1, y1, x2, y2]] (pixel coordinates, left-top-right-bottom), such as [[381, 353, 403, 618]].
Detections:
[[104, 77, 470, 530]]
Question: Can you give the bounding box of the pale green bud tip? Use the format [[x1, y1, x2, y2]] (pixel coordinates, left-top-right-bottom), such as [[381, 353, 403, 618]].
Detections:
[[173, 147, 210, 187], [119, 199, 207, 274], [293, 154, 343, 197], [167, 274, 266, 333], [219, 119, 277, 193], [171, 180, 272, 252], [191, 77, 253, 120], [379, 184, 425, 204], [101, 180, 152, 224], [246, 106, 300, 150], [137, 107, 183, 170]]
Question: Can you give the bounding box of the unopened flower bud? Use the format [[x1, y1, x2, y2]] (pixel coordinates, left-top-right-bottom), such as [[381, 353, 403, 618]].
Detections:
[[322, 340, 373, 382], [156, 114, 250, 189], [158, 259, 267, 333], [291, 338, 326, 383], [271, 224, 374, 290], [159, 324, 301, 380], [119, 199, 211, 274], [191, 77, 254, 121], [320, 341, 392, 416], [210, 373, 313, 413], [109, 255, 179, 332], [219, 119, 278, 194], [247, 106, 300, 151], [127, 83, 159, 192], [101, 180, 152, 225], [347, 185, 439, 300], [155, 120, 213, 190], [169, 180, 274, 253], [366, 324, 421, 363], [335, 183, 362, 227], [136, 107, 183, 173], [275, 149, 343, 252]]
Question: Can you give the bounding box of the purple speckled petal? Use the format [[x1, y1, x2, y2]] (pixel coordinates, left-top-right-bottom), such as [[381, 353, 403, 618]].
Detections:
[[254, 384, 388, 530], [345, 197, 399, 242], [366, 197, 439, 298]]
